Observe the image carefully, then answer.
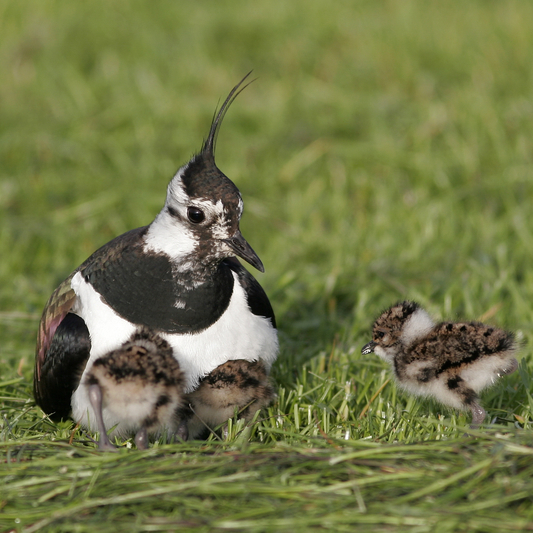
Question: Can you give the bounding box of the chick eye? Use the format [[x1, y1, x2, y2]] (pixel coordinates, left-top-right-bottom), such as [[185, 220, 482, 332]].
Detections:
[[187, 207, 205, 224], [376, 330, 386, 339]]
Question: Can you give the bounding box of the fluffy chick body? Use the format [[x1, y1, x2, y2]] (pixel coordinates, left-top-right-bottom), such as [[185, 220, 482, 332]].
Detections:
[[362, 301, 518, 427], [84, 328, 185, 449], [184, 359, 274, 439]]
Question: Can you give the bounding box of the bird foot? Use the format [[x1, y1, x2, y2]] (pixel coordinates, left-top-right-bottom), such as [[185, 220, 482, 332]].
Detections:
[[98, 436, 118, 452]]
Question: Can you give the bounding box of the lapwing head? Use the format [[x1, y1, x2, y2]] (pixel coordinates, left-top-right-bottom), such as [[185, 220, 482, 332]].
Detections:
[[145, 73, 264, 273], [362, 301, 433, 361]]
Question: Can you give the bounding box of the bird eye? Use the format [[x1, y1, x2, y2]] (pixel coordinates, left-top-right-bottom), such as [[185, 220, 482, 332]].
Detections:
[[376, 330, 386, 339], [187, 207, 205, 224]]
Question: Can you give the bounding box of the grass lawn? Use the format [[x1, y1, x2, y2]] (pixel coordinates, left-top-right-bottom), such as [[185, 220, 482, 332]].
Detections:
[[2, 1, 533, 531]]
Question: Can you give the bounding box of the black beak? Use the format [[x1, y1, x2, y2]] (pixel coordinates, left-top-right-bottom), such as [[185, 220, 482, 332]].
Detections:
[[361, 341, 376, 355], [224, 231, 264, 273]]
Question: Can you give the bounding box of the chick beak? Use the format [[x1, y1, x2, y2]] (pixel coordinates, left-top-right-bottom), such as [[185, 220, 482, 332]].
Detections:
[[361, 341, 376, 355], [224, 231, 265, 273]]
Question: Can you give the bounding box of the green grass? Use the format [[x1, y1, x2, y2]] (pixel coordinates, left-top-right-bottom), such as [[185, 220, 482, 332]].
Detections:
[[2, 0, 533, 531]]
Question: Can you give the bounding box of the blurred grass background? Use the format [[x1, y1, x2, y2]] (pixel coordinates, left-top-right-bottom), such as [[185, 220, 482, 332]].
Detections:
[[2, 0, 533, 531]]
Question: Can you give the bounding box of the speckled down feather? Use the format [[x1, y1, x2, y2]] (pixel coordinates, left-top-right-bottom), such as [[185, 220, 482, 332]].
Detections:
[[362, 301, 518, 427], [84, 328, 185, 449]]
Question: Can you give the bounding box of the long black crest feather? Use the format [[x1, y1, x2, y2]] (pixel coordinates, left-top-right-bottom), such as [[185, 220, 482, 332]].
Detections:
[[201, 71, 256, 162]]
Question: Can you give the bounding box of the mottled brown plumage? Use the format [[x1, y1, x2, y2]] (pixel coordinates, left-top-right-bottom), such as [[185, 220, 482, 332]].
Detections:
[[362, 301, 518, 427], [184, 359, 275, 439], [84, 328, 186, 450]]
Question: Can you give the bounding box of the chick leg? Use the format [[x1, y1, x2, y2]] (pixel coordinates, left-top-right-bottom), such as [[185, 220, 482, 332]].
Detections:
[[449, 377, 486, 430], [134, 427, 148, 450], [469, 402, 487, 429], [175, 418, 189, 442], [88, 383, 116, 451]]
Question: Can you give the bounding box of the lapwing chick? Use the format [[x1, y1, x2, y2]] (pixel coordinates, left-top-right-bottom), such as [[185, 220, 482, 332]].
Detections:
[[84, 329, 185, 450], [185, 359, 275, 439], [362, 301, 518, 428], [33, 73, 278, 438]]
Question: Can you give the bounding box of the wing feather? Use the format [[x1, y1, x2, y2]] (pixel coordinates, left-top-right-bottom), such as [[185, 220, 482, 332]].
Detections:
[[408, 321, 516, 371], [35, 273, 77, 379]]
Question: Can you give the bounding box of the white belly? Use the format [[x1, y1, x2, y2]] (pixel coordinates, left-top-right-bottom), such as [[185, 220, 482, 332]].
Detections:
[[69, 271, 279, 432]]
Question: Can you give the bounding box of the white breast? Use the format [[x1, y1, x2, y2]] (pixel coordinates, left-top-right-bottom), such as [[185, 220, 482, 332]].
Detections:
[[69, 270, 278, 432], [162, 275, 279, 392]]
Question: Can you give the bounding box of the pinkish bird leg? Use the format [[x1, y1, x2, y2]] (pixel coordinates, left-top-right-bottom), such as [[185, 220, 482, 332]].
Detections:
[[469, 403, 487, 429], [175, 419, 189, 442], [88, 383, 116, 451], [134, 427, 149, 450]]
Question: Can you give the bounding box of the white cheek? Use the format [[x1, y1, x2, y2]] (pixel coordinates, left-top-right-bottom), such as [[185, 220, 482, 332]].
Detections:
[[211, 219, 233, 239], [209, 201, 233, 239], [144, 212, 197, 259], [374, 345, 395, 363]]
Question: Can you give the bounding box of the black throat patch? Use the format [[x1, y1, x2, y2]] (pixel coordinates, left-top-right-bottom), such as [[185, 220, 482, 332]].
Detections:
[[79, 227, 235, 334]]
